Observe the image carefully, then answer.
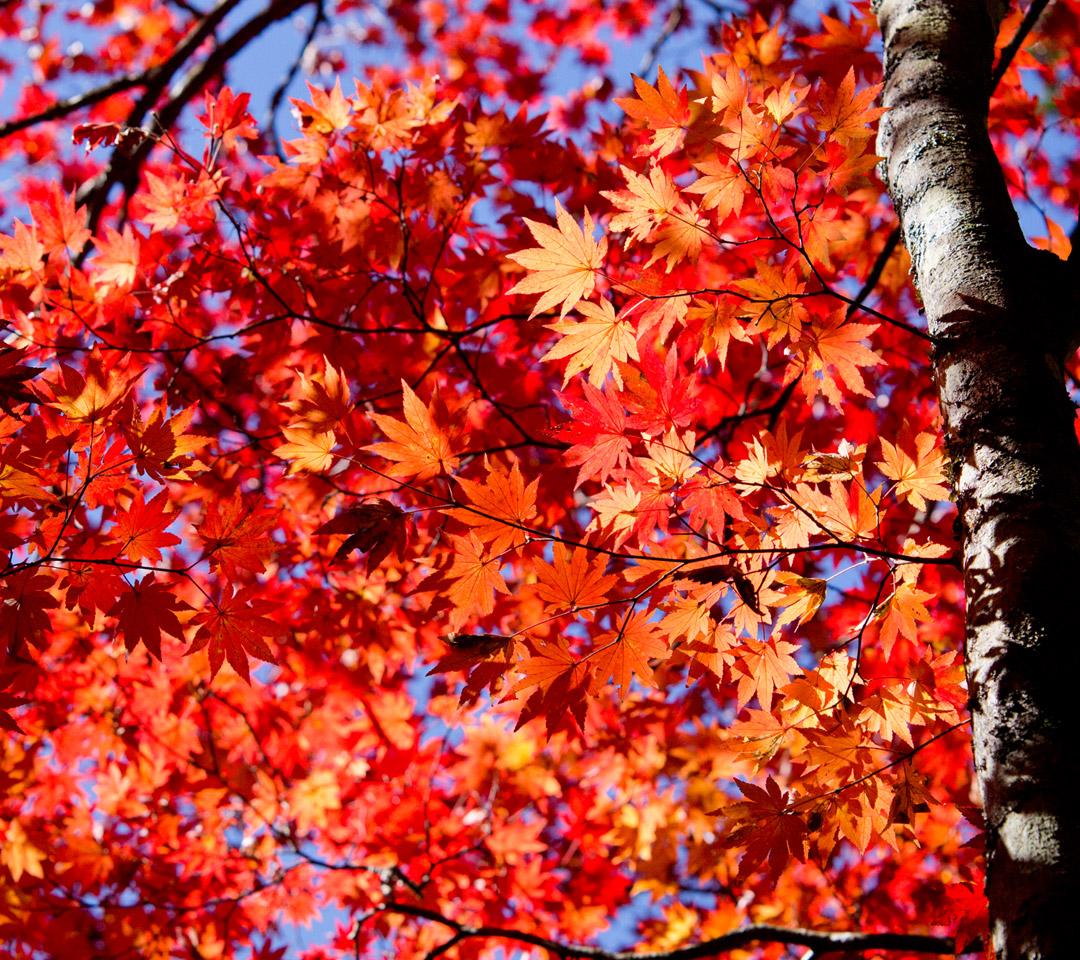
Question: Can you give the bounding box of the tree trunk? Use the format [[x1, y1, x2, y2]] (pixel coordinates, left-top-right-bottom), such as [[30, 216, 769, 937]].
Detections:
[[874, 0, 1080, 956]]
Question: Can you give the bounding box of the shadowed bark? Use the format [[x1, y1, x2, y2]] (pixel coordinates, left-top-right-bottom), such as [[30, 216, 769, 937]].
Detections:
[[875, 0, 1080, 955]]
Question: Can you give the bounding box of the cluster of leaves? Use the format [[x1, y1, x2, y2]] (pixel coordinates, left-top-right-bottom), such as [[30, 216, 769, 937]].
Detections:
[[3, 0, 1080, 957]]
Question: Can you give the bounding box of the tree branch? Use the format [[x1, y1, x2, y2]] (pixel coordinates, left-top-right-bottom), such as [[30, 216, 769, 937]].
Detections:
[[373, 904, 960, 958]]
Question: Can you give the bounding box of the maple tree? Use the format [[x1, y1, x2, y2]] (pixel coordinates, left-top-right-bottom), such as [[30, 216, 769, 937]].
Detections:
[[0, 0, 1077, 957]]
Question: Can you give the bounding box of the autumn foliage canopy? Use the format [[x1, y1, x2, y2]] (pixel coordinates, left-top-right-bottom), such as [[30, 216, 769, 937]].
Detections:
[[1, 0, 1077, 956]]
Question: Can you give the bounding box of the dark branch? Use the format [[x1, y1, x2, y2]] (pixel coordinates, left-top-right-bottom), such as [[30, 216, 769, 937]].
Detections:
[[372, 904, 960, 959], [76, 0, 313, 237], [990, 0, 1051, 90]]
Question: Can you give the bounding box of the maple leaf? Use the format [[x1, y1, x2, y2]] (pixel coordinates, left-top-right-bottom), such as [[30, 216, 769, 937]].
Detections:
[[589, 612, 668, 695], [0, 571, 60, 651], [124, 405, 212, 480], [509, 635, 593, 735], [818, 479, 882, 541], [771, 572, 827, 628], [724, 776, 807, 882], [542, 298, 640, 388], [281, 361, 352, 428], [646, 203, 707, 271], [112, 490, 182, 563], [444, 532, 512, 631], [532, 542, 617, 616], [507, 201, 608, 320], [275, 424, 337, 474], [292, 78, 352, 135], [188, 586, 288, 681], [614, 67, 691, 159], [685, 156, 751, 224], [733, 637, 801, 710], [109, 575, 191, 660], [603, 165, 682, 244], [200, 86, 258, 148], [877, 428, 950, 511], [446, 459, 539, 554], [366, 380, 462, 482], [786, 311, 882, 409], [2, 820, 46, 882], [705, 62, 749, 123], [734, 261, 810, 346], [876, 580, 933, 658], [811, 67, 885, 147], [555, 382, 632, 487], [0, 219, 44, 284], [617, 343, 698, 437], [313, 498, 412, 569], [288, 769, 342, 834], [197, 494, 278, 579], [429, 634, 518, 706], [44, 356, 136, 423], [92, 224, 141, 292], [0, 347, 42, 416], [29, 183, 91, 256]]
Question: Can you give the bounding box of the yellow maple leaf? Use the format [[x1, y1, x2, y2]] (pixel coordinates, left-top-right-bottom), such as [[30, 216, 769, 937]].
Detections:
[[2, 820, 46, 881], [275, 424, 337, 474], [878, 429, 950, 512], [542, 298, 639, 388], [506, 200, 608, 319]]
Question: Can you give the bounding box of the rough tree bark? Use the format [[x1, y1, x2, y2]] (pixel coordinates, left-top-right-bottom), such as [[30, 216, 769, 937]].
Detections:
[[875, 0, 1080, 956]]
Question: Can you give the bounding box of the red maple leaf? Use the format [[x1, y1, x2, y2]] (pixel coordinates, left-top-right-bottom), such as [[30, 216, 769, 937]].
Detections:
[[188, 586, 287, 681], [109, 575, 191, 660]]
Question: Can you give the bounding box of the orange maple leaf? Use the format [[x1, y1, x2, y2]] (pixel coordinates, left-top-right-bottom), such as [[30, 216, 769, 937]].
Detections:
[[603, 165, 683, 245], [2, 820, 46, 882], [124, 404, 212, 480], [45, 356, 135, 423], [811, 67, 885, 147], [734, 261, 809, 346], [685, 157, 751, 224], [876, 580, 933, 658], [532, 542, 617, 617], [282, 361, 352, 428], [444, 532, 511, 631], [687, 296, 748, 369], [818, 479, 882, 541], [291, 78, 352, 135], [877, 429, 950, 512], [771, 573, 827, 629], [29, 183, 91, 256], [786, 312, 882, 409], [0, 220, 44, 282], [733, 637, 801, 710], [506, 200, 608, 319], [92, 224, 141, 292], [589, 612, 668, 695], [188, 586, 287, 680], [447, 459, 539, 554], [509, 635, 592, 735], [366, 380, 462, 482], [614, 67, 691, 159]]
